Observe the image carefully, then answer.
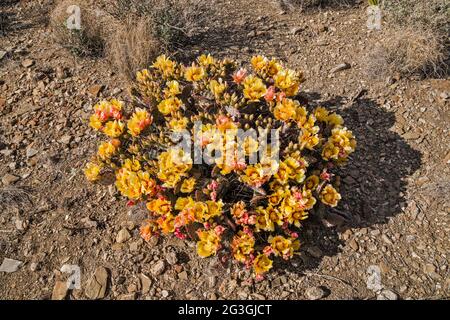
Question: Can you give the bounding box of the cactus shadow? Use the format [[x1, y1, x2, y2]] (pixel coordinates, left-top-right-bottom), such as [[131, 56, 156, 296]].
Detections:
[[277, 91, 422, 280]]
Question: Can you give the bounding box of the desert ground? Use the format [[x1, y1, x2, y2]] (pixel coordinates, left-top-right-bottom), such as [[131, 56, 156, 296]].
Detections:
[[0, 0, 449, 300]]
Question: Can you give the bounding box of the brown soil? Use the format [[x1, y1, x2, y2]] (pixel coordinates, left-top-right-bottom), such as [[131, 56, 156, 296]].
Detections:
[[0, 0, 448, 300]]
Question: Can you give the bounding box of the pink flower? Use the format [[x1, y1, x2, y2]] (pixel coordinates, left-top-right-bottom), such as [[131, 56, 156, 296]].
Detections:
[[264, 86, 276, 102], [263, 245, 273, 256], [320, 170, 331, 181], [126, 200, 135, 207], [214, 225, 225, 236], [291, 232, 299, 239], [174, 228, 187, 240], [232, 68, 247, 84]]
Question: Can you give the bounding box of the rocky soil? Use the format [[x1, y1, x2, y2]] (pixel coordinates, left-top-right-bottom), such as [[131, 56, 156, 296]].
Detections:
[[0, 0, 449, 300]]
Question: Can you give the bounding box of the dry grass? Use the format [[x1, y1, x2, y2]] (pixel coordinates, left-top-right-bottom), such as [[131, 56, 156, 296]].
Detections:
[[364, 0, 449, 79], [50, 0, 106, 57], [106, 17, 161, 81], [364, 27, 447, 79], [105, 0, 209, 50]]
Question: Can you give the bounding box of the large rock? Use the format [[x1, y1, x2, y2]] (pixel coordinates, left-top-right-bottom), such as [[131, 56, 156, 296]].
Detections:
[[85, 267, 109, 299]]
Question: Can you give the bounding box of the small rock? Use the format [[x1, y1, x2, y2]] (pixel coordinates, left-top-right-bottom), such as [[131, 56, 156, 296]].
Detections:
[[306, 246, 323, 258], [30, 262, 40, 272], [119, 293, 136, 300], [85, 266, 109, 299], [22, 59, 35, 68], [81, 217, 98, 228], [151, 260, 165, 276], [330, 63, 351, 74], [349, 239, 359, 251], [166, 251, 178, 265], [377, 289, 398, 300], [59, 135, 72, 145], [0, 51, 6, 60], [55, 66, 68, 80], [0, 258, 23, 272], [140, 273, 152, 293], [52, 281, 69, 300], [178, 271, 188, 280], [291, 27, 302, 35], [15, 218, 28, 231], [88, 84, 105, 97], [305, 286, 327, 300], [2, 173, 20, 186], [116, 228, 131, 243], [26, 147, 39, 158], [161, 290, 169, 298]]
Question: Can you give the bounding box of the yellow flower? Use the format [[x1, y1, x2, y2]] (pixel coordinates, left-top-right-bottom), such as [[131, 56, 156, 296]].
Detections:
[[273, 98, 298, 122], [320, 184, 341, 207], [157, 213, 175, 234], [299, 127, 320, 150], [232, 231, 255, 263], [255, 206, 274, 232], [175, 197, 195, 211], [210, 79, 227, 98], [103, 120, 125, 138], [97, 141, 117, 160], [158, 97, 183, 115], [89, 114, 103, 130], [192, 201, 209, 222], [136, 69, 150, 83], [327, 113, 344, 127], [147, 198, 172, 215], [251, 55, 267, 71], [322, 142, 340, 160], [268, 235, 300, 259], [266, 59, 282, 77], [168, 116, 189, 132], [287, 210, 308, 227], [127, 108, 152, 137], [314, 106, 329, 122], [184, 63, 205, 82], [242, 75, 266, 102], [274, 161, 292, 185], [115, 168, 142, 199], [196, 229, 221, 258], [84, 162, 101, 181], [180, 177, 196, 193], [198, 54, 215, 66], [205, 200, 223, 220], [123, 158, 141, 171], [267, 205, 284, 226], [241, 164, 271, 188], [253, 253, 273, 275], [164, 80, 181, 97], [274, 69, 300, 97], [304, 175, 320, 190], [153, 55, 176, 77]]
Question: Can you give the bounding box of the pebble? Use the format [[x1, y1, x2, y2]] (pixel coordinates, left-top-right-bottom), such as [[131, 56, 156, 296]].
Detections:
[[85, 266, 109, 299], [349, 239, 359, 251], [161, 290, 169, 298], [51, 281, 69, 300], [116, 228, 131, 243], [140, 273, 152, 293], [88, 84, 104, 97], [22, 59, 35, 68], [2, 173, 20, 186], [305, 286, 327, 300], [30, 262, 40, 272], [26, 147, 39, 158], [0, 258, 23, 272], [166, 251, 178, 265], [151, 260, 165, 276], [330, 63, 351, 74], [377, 289, 398, 300], [178, 271, 188, 280]]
